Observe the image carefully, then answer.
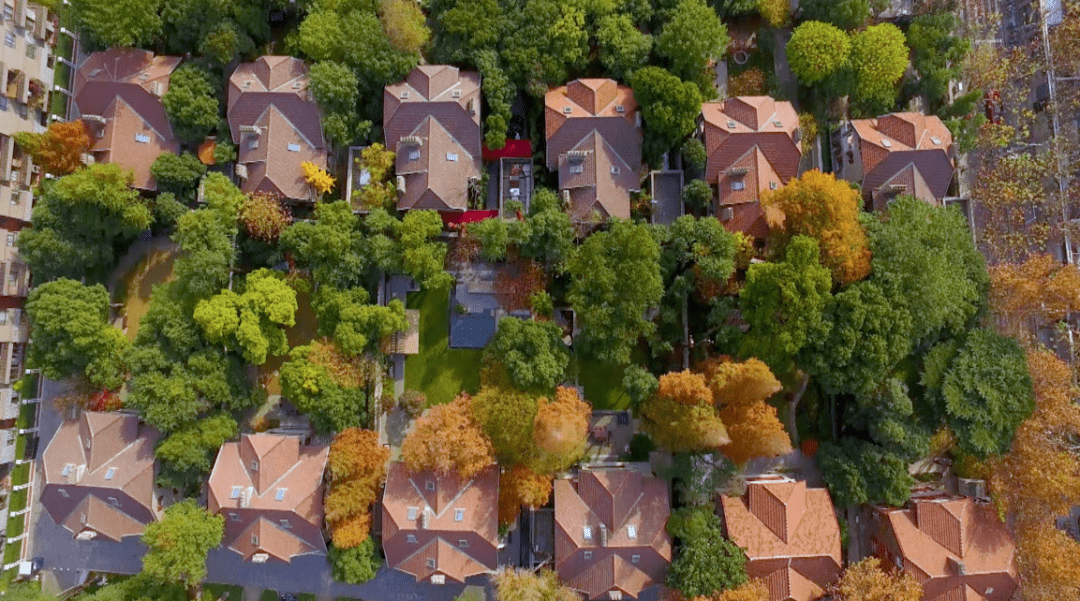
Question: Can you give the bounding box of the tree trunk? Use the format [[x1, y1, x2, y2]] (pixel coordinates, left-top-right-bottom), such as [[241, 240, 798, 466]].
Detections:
[[788, 371, 810, 449]]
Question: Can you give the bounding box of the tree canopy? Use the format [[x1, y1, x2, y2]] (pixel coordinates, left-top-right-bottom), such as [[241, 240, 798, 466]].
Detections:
[[830, 558, 922, 601], [161, 65, 220, 146], [325, 428, 390, 548], [484, 317, 570, 392], [141, 499, 224, 591], [400, 394, 495, 478], [787, 21, 851, 85], [655, 0, 729, 93], [640, 370, 730, 452], [630, 67, 706, 163], [13, 120, 92, 176], [279, 341, 371, 434], [666, 506, 749, 598], [193, 269, 298, 365], [70, 0, 162, 48], [848, 24, 910, 114]]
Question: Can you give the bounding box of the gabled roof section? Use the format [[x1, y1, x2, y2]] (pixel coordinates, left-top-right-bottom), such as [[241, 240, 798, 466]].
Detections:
[[876, 496, 1019, 601], [72, 48, 181, 190], [61, 494, 148, 543], [384, 65, 481, 159], [871, 162, 938, 212], [720, 477, 842, 601], [394, 116, 481, 211], [545, 78, 641, 174], [556, 130, 637, 221], [554, 465, 672, 600], [228, 56, 326, 200], [228, 516, 319, 563], [382, 463, 499, 584], [850, 112, 954, 202]]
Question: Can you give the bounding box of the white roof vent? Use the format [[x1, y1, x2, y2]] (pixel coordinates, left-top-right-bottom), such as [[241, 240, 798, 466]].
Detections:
[[615, 105, 625, 113]]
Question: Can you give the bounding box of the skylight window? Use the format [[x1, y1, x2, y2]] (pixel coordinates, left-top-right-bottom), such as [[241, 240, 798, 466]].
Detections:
[[61, 464, 71, 477], [732, 181, 745, 191], [931, 136, 942, 145], [446, 152, 458, 162], [881, 139, 892, 148], [773, 119, 784, 128], [615, 105, 625, 113], [452, 90, 462, 98], [275, 488, 287, 501], [407, 534, 418, 543], [231, 486, 242, 499], [458, 539, 468, 548], [454, 509, 465, 522], [426, 481, 435, 491], [583, 526, 593, 540], [584, 551, 593, 560], [564, 106, 572, 114], [769, 181, 778, 190], [627, 525, 637, 539], [426, 558, 436, 569], [407, 507, 418, 520], [632, 554, 641, 564], [727, 120, 737, 128], [104, 467, 117, 480], [134, 134, 150, 143], [400, 91, 410, 99], [611, 166, 620, 175], [287, 143, 301, 152], [409, 149, 420, 161]]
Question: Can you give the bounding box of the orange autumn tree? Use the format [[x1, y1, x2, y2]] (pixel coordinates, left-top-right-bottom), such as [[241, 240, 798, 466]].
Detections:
[[498, 464, 553, 526], [12, 120, 92, 175], [639, 370, 730, 453], [530, 386, 591, 474], [699, 357, 791, 464], [989, 254, 1080, 341], [665, 580, 770, 601], [829, 557, 922, 601], [1015, 521, 1080, 601], [239, 192, 292, 242], [401, 394, 495, 479], [324, 428, 390, 548], [762, 169, 871, 284]]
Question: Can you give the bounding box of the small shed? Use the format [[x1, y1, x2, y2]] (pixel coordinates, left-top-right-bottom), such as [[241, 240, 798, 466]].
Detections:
[[386, 309, 420, 355]]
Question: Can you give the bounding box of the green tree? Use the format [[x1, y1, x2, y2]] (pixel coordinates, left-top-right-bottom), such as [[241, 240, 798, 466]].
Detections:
[[681, 138, 707, 175], [309, 61, 359, 115], [739, 236, 832, 372], [152, 192, 189, 230], [666, 506, 748, 597], [281, 200, 368, 290], [682, 179, 713, 210], [515, 197, 576, 271], [659, 215, 738, 300], [623, 364, 659, 406], [150, 152, 207, 199], [798, 0, 871, 30], [655, 0, 729, 93], [365, 209, 453, 290], [568, 219, 663, 364], [279, 344, 370, 433], [469, 217, 510, 262], [922, 329, 1035, 457], [329, 538, 382, 584], [25, 279, 127, 390], [485, 317, 570, 392], [19, 163, 152, 283], [907, 13, 970, 109], [630, 66, 704, 169], [312, 286, 408, 356], [500, 0, 590, 96], [787, 21, 851, 85], [866, 196, 988, 345], [848, 24, 909, 114], [596, 14, 653, 81], [193, 269, 298, 365], [141, 499, 224, 591], [818, 437, 914, 507], [800, 281, 912, 395], [70, 0, 162, 48], [471, 384, 539, 465], [162, 65, 220, 146], [155, 413, 238, 493], [844, 378, 931, 462]]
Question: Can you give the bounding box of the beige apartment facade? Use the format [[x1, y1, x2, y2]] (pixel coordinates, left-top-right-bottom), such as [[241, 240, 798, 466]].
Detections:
[[0, 0, 59, 392]]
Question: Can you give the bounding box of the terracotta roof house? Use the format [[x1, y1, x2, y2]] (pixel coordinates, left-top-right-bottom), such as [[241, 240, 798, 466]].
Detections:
[[227, 56, 327, 201], [207, 433, 330, 564], [384, 66, 481, 211], [701, 96, 801, 239], [834, 112, 954, 211], [72, 48, 182, 191], [871, 495, 1019, 601], [40, 412, 161, 542], [719, 476, 842, 601], [554, 465, 672, 600], [545, 79, 642, 222], [381, 462, 499, 585]]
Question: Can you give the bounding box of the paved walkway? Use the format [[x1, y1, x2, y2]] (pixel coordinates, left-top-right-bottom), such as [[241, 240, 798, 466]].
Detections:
[[772, 29, 799, 107]]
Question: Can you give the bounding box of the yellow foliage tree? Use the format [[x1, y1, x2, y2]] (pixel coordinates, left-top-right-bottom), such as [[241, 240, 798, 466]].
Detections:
[[302, 161, 335, 195], [13, 119, 92, 175], [762, 169, 871, 284], [989, 254, 1080, 341], [401, 394, 496, 479], [829, 558, 922, 601], [698, 357, 791, 464], [325, 428, 389, 548], [639, 371, 730, 453], [498, 465, 554, 526], [531, 386, 591, 474], [1015, 521, 1080, 601], [493, 568, 580, 601], [757, 0, 790, 27], [670, 580, 770, 601]]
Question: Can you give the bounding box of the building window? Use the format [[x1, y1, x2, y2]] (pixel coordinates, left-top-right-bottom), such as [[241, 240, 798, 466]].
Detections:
[[251, 534, 259, 545], [4, 32, 14, 49], [631, 554, 640, 564], [426, 558, 436, 569], [10, 190, 20, 205], [6, 232, 15, 246], [454, 509, 464, 522], [250, 461, 258, 472], [769, 181, 778, 190], [407, 534, 417, 544], [229, 513, 239, 522], [58, 488, 68, 498], [627, 525, 637, 539], [425, 481, 435, 491], [583, 551, 593, 560], [279, 519, 291, 529], [3, 5, 12, 21], [458, 539, 468, 548], [583, 526, 593, 540], [108, 497, 119, 506], [407, 507, 418, 520], [731, 180, 745, 191], [25, 43, 34, 59], [230, 486, 242, 499], [104, 467, 117, 480], [0, 311, 8, 326], [275, 488, 286, 501]]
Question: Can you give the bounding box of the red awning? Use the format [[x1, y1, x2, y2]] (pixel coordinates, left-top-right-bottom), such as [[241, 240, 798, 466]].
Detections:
[[442, 210, 498, 226], [482, 139, 533, 162]]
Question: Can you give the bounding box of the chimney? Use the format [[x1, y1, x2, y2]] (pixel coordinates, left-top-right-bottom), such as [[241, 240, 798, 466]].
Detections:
[[599, 524, 608, 547]]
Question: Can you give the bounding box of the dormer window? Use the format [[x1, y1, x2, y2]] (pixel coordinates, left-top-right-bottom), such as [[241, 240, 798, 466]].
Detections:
[[408, 507, 418, 520], [229, 513, 239, 521], [458, 539, 468, 548], [583, 551, 593, 560], [583, 526, 593, 540], [631, 554, 640, 564], [425, 481, 435, 491], [454, 509, 464, 522], [731, 181, 745, 191], [407, 534, 418, 544]]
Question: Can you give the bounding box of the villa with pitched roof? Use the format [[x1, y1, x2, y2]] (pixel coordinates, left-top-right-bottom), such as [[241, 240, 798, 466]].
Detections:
[[834, 112, 954, 211], [553, 464, 672, 600], [381, 462, 499, 585], [227, 56, 327, 202], [701, 96, 801, 238], [383, 66, 482, 212], [40, 412, 161, 542], [72, 48, 182, 191], [719, 475, 843, 601], [545, 79, 642, 222], [871, 494, 1019, 601], [207, 433, 329, 564]]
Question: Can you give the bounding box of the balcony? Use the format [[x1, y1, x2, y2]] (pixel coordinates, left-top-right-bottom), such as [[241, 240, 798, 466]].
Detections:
[[4, 70, 25, 104]]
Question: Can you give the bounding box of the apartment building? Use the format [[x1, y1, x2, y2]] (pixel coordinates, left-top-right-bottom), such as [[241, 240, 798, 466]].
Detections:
[[0, 0, 57, 404]]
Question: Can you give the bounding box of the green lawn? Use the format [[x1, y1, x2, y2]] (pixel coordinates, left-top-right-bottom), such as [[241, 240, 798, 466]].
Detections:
[[3, 541, 20, 565], [258, 591, 277, 601], [16, 403, 34, 430], [203, 584, 243, 601], [6, 512, 23, 539], [10, 463, 28, 487], [9, 489, 26, 513], [574, 349, 639, 410], [404, 287, 482, 406], [298, 594, 316, 601]]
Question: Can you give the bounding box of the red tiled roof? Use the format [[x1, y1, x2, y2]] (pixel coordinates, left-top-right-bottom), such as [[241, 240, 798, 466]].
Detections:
[[702, 97, 801, 238], [849, 112, 954, 204], [41, 412, 160, 541], [381, 462, 499, 584], [72, 49, 181, 190], [873, 496, 1019, 601], [554, 466, 672, 600], [228, 57, 327, 201], [394, 116, 481, 211], [557, 130, 639, 221], [208, 433, 329, 563], [719, 477, 842, 601]]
